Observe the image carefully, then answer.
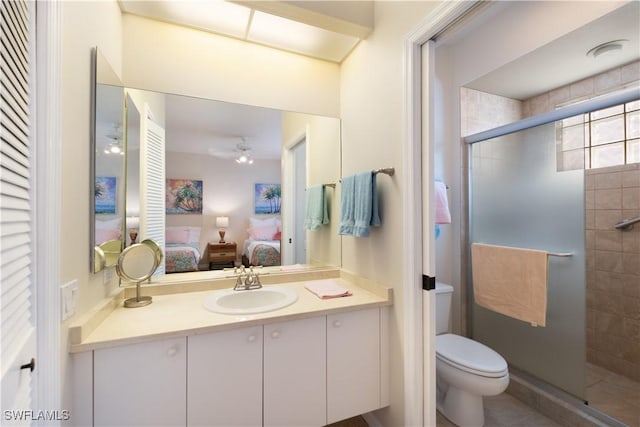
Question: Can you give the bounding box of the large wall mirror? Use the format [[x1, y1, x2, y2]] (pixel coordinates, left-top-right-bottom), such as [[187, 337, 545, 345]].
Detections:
[[91, 48, 126, 272], [91, 48, 342, 278]]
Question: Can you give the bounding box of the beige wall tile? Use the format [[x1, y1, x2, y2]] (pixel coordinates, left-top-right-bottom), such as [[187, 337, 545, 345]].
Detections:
[[595, 230, 622, 251], [595, 189, 622, 209], [622, 187, 640, 209]]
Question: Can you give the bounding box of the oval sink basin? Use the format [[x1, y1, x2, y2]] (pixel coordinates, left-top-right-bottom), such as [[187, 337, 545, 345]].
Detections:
[[203, 286, 298, 314]]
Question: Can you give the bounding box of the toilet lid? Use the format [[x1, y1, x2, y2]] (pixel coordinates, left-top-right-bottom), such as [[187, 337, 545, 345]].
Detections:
[[436, 334, 508, 378]]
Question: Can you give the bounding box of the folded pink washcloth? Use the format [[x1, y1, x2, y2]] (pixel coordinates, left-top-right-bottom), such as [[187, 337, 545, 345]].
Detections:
[[304, 280, 352, 299]]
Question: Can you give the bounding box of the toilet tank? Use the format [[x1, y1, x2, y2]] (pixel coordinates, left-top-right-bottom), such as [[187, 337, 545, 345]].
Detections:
[[435, 281, 454, 334]]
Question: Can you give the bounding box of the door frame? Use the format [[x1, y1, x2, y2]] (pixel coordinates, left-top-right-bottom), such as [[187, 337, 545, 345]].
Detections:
[[35, 0, 62, 412], [401, 2, 479, 426], [282, 128, 308, 266]]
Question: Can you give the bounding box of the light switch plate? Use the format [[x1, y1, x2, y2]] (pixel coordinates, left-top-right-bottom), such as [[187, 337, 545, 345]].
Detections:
[[61, 279, 79, 321]]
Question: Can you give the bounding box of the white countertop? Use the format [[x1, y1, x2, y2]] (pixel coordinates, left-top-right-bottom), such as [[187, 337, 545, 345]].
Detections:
[[70, 276, 391, 353]]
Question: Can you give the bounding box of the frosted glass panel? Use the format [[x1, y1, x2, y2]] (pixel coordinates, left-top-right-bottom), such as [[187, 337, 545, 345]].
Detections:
[[470, 122, 586, 399]]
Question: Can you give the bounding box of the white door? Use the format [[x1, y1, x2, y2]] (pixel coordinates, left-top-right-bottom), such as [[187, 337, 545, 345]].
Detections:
[[327, 308, 380, 423], [421, 39, 437, 427], [264, 317, 326, 427], [292, 139, 307, 264], [139, 104, 166, 273], [187, 326, 262, 426], [94, 337, 187, 426], [1, 0, 38, 421]]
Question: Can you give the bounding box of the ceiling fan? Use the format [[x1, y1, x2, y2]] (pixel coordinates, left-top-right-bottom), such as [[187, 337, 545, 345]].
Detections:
[[207, 137, 254, 164]]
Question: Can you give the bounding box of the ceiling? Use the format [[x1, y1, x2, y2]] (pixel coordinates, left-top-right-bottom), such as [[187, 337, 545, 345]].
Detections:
[[464, 1, 640, 100], [164, 94, 283, 160], [118, 0, 371, 63]]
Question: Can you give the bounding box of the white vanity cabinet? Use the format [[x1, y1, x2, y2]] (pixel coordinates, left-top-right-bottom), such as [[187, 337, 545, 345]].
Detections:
[[264, 316, 327, 427], [93, 336, 187, 427], [82, 305, 389, 427], [327, 307, 382, 424], [187, 326, 262, 426]]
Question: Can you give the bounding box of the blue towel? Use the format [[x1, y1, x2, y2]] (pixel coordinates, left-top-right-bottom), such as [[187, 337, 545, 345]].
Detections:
[[338, 175, 355, 235], [340, 172, 381, 237], [304, 185, 329, 231]]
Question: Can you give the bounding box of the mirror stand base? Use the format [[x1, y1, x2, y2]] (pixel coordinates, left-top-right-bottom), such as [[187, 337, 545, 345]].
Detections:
[[124, 295, 152, 308]]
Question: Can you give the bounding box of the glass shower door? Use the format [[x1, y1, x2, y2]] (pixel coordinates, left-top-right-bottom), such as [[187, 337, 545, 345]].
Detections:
[[469, 121, 586, 399]]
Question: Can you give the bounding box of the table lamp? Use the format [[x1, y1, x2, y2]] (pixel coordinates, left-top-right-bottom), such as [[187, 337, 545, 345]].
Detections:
[[216, 216, 229, 243]]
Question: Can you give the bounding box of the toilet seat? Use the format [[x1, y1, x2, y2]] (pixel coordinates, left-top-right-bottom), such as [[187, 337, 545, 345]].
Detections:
[[436, 334, 508, 378]]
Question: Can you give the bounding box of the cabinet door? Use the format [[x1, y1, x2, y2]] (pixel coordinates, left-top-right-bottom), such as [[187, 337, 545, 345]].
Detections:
[[264, 316, 326, 427], [94, 337, 186, 426], [327, 308, 380, 424], [187, 326, 262, 426]]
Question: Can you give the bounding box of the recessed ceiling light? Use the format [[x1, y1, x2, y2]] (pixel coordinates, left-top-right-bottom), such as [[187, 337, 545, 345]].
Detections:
[[586, 39, 628, 59], [247, 10, 359, 62]]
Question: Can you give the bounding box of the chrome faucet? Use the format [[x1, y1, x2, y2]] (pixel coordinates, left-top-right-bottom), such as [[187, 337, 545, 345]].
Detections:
[[233, 265, 262, 291]]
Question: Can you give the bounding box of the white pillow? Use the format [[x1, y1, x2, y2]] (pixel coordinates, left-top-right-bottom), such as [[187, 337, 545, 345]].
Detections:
[[96, 217, 121, 230]]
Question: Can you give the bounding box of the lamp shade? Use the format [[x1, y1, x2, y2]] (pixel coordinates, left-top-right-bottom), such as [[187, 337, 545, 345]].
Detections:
[[216, 216, 229, 228]]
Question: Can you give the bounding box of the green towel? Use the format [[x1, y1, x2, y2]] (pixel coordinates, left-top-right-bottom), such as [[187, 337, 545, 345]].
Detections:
[[304, 185, 329, 231]]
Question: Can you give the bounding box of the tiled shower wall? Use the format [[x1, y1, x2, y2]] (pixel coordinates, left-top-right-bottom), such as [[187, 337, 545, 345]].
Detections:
[[585, 164, 640, 382]]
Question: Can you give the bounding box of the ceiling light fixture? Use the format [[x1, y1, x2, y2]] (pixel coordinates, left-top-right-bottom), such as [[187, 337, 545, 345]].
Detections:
[[235, 139, 253, 165], [586, 39, 628, 59], [103, 124, 124, 155]]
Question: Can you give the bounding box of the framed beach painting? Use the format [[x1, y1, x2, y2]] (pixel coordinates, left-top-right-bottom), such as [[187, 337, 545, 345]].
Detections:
[[95, 176, 117, 214], [166, 179, 203, 214], [254, 183, 281, 215]]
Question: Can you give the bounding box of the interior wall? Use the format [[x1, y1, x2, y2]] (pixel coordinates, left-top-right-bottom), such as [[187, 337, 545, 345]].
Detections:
[[339, 2, 440, 425], [121, 14, 341, 117], [60, 0, 123, 416]]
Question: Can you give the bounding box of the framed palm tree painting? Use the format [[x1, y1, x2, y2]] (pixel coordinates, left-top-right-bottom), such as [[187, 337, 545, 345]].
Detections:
[[254, 183, 281, 215]]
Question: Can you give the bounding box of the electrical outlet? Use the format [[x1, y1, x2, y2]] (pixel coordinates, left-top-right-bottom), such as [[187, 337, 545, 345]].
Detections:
[[61, 279, 79, 321]]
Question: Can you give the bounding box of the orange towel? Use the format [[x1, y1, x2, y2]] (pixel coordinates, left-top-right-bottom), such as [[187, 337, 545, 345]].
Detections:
[[471, 243, 548, 327]]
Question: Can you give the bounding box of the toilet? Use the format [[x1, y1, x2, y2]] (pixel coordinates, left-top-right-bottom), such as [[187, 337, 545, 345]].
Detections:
[[435, 282, 509, 426]]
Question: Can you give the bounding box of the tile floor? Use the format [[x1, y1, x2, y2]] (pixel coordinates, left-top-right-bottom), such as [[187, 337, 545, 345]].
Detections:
[[330, 363, 640, 427], [435, 393, 561, 427], [586, 363, 640, 427]]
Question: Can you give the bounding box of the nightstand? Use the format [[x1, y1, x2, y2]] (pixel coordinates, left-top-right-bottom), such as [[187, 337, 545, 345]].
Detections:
[[208, 242, 236, 270]]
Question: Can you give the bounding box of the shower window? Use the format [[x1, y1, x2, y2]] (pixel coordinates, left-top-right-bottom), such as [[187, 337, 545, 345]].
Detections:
[[557, 98, 640, 170]]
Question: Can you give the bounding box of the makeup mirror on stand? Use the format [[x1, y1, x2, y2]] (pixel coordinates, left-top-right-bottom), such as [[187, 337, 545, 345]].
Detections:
[[116, 239, 162, 307]]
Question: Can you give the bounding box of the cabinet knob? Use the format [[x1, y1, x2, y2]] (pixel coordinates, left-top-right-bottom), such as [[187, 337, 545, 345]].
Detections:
[[167, 346, 178, 357], [247, 334, 257, 343], [271, 331, 280, 339], [333, 320, 342, 328]]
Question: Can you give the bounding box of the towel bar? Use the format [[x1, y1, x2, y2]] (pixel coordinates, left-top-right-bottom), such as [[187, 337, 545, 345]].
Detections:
[[373, 167, 395, 176], [547, 252, 572, 257], [615, 216, 640, 230], [324, 183, 336, 188]]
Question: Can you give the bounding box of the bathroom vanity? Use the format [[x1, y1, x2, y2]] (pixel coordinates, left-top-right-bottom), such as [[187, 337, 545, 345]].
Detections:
[[69, 270, 391, 426]]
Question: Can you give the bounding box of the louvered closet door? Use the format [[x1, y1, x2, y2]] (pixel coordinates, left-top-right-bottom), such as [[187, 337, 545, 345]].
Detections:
[[0, 0, 37, 417], [139, 104, 165, 274]]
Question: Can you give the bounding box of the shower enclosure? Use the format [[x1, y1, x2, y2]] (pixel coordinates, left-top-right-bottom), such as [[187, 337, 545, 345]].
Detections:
[[465, 88, 639, 410]]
